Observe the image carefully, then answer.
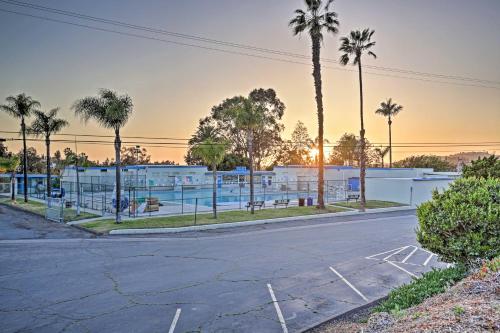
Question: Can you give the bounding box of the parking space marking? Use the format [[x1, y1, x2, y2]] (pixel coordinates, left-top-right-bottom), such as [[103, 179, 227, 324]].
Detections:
[[401, 246, 418, 263], [383, 246, 409, 261], [386, 260, 418, 278], [365, 246, 407, 260], [168, 308, 181, 333], [329, 267, 368, 302], [267, 283, 288, 333], [423, 253, 435, 266]]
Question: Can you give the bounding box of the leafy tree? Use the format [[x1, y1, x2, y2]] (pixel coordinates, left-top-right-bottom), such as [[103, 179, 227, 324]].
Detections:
[[339, 28, 377, 211], [375, 98, 403, 167], [185, 88, 285, 171], [274, 121, 313, 166], [231, 97, 265, 214], [152, 160, 178, 166], [1, 93, 40, 202], [328, 133, 377, 167], [394, 155, 454, 171], [16, 147, 45, 173], [0, 142, 8, 158], [462, 155, 499, 179], [28, 108, 69, 198], [289, 0, 339, 208], [73, 89, 133, 224], [0, 155, 20, 201], [192, 138, 228, 218], [120, 146, 151, 165], [417, 177, 500, 266]]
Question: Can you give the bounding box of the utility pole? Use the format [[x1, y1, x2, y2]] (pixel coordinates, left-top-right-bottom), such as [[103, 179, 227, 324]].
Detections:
[[135, 145, 140, 187]]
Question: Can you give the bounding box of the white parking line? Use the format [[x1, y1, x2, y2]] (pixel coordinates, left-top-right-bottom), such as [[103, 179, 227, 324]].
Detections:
[[267, 283, 288, 333], [168, 308, 181, 333], [383, 246, 409, 261], [365, 246, 407, 260], [423, 253, 435, 266], [386, 261, 418, 278], [401, 246, 418, 263], [329, 267, 369, 302]]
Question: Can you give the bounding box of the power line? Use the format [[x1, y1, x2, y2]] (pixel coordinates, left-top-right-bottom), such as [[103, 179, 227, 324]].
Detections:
[[1, 130, 499, 147], [2, 0, 499, 86], [4, 137, 500, 150], [0, 7, 499, 90]]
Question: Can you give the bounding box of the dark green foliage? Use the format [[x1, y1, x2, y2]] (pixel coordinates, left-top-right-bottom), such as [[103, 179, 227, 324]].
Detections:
[[373, 265, 468, 313], [416, 177, 500, 266], [462, 155, 499, 179], [394, 155, 455, 171]]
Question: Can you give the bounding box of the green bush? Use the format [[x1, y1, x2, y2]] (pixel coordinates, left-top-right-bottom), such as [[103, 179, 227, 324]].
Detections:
[[462, 155, 499, 179], [416, 177, 500, 266], [373, 265, 467, 313]]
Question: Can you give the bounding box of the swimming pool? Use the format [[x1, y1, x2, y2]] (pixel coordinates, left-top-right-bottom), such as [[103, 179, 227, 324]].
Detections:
[[131, 188, 317, 207]]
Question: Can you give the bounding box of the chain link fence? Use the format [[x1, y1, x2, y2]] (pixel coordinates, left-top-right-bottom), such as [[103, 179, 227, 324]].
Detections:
[[56, 179, 358, 219]]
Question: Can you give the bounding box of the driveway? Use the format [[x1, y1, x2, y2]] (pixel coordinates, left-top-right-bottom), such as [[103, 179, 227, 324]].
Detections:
[[0, 209, 444, 332]]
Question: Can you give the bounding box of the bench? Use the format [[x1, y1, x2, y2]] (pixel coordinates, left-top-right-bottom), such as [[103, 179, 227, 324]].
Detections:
[[273, 199, 290, 208], [246, 201, 265, 211], [347, 194, 360, 202]]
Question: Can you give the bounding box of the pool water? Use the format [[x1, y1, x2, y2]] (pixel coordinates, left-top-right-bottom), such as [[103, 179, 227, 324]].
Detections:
[[131, 188, 316, 207]]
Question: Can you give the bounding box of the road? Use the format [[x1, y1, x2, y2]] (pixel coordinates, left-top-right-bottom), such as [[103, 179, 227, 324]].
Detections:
[[0, 205, 444, 333]]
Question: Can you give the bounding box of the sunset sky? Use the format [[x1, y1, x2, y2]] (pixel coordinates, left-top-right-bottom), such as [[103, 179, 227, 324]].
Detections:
[[0, 0, 499, 164]]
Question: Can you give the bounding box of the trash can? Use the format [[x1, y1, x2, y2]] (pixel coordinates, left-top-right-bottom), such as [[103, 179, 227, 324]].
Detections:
[[307, 197, 313, 206], [298, 198, 305, 206]]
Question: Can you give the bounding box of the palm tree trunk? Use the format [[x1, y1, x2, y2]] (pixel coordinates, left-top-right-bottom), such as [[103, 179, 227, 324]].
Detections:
[[248, 130, 255, 214], [311, 36, 325, 209], [357, 59, 366, 212], [388, 117, 393, 168], [115, 129, 122, 224], [212, 164, 217, 219], [21, 118, 28, 202], [46, 136, 51, 201]]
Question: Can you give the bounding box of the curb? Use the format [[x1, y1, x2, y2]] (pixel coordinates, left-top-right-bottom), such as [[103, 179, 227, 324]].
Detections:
[[300, 296, 388, 333], [69, 223, 104, 236], [109, 206, 414, 235]]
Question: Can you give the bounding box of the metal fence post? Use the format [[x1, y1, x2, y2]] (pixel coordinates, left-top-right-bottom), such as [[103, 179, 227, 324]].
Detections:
[[149, 187, 152, 217], [128, 187, 131, 217], [194, 197, 198, 225], [181, 184, 184, 214], [239, 185, 242, 210]]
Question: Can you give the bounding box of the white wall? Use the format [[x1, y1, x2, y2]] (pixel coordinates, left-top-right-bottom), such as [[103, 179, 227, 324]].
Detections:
[[366, 177, 454, 206]]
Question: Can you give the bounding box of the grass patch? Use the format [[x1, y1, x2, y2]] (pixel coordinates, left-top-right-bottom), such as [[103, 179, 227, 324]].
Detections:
[[81, 205, 348, 234], [373, 265, 468, 313], [0, 197, 98, 222], [334, 200, 406, 209]]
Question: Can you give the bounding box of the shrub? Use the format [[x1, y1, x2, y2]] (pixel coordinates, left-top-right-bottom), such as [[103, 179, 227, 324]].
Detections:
[[416, 177, 500, 266], [462, 155, 499, 179], [373, 265, 467, 313]]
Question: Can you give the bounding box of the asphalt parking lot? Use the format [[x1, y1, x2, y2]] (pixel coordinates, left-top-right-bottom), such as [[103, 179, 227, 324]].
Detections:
[[0, 208, 445, 333]]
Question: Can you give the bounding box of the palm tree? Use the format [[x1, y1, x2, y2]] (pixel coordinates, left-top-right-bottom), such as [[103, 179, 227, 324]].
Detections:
[[290, 0, 339, 209], [0, 93, 40, 202], [28, 108, 68, 200], [375, 98, 403, 167], [0, 155, 20, 201], [374, 147, 390, 168], [192, 138, 228, 218], [72, 89, 133, 224], [231, 97, 264, 214], [339, 29, 376, 211]]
